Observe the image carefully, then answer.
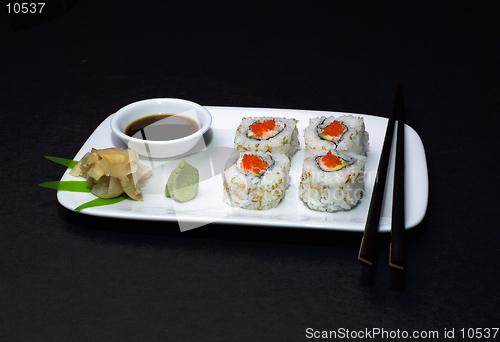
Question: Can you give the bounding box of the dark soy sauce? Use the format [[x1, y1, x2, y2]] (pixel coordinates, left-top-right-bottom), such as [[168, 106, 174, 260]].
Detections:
[[125, 114, 199, 141]]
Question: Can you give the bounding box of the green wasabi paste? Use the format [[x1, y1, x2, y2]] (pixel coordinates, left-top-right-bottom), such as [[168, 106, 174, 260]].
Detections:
[[165, 159, 199, 202]]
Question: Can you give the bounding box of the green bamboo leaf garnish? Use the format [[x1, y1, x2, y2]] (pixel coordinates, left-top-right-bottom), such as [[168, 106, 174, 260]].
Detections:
[[45, 156, 78, 169], [74, 194, 128, 211], [39, 181, 91, 192]]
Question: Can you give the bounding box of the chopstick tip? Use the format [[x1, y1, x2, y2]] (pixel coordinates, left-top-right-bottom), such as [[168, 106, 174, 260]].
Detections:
[[389, 243, 405, 270], [358, 238, 374, 265], [389, 262, 404, 270], [358, 256, 373, 266]]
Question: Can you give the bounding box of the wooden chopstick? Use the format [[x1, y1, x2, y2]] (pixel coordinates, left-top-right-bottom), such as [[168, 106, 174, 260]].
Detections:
[[389, 84, 406, 270], [358, 83, 403, 265]]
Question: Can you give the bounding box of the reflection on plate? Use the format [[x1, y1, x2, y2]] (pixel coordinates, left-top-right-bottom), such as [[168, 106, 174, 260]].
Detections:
[[57, 106, 428, 232]]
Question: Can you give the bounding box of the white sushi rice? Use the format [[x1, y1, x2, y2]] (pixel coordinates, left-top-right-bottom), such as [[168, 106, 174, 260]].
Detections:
[[303, 115, 369, 155], [234, 117, 300, 158], [223, 151, 291, 210], [299, 149, 366, 212]]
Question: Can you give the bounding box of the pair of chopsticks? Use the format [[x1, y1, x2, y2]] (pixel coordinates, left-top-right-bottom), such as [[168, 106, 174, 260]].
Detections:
[[358, 83, 406, 269]]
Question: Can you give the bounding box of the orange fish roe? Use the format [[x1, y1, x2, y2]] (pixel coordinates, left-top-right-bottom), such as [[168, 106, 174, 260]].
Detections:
[[249, 119, 276, 138], [241, 154, 268, 174], [323, 120, 347, 139], [320, 151, 342, 169]]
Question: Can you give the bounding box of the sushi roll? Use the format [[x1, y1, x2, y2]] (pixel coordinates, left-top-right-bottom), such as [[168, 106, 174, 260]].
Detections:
[[303, 115, 369, 155], [299, 149, 366, 212], [234, 117, 300, 158], [223, 151, 291, 210]]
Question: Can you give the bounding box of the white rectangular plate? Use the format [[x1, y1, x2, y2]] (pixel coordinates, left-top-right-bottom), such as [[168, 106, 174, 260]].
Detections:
[[57, 106, 428, 232]]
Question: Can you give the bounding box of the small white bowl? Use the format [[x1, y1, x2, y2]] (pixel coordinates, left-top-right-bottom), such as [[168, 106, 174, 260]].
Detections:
[[110, 98, 212, 158]]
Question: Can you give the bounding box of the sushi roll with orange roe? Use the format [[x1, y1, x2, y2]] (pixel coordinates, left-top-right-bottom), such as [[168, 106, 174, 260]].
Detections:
[[299, 149, 366, 212], [234, 117, 299, 158], [303, 115, 369, 155], [316, 150, 352, 171], [223, 151, 291, 210], [247, 119, 285, 140], [318, 120, 348, 143], [238, 153, 270, 176]]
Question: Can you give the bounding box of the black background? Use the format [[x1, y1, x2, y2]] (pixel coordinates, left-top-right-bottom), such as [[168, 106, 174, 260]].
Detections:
[[1, 1, 499, 341]]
